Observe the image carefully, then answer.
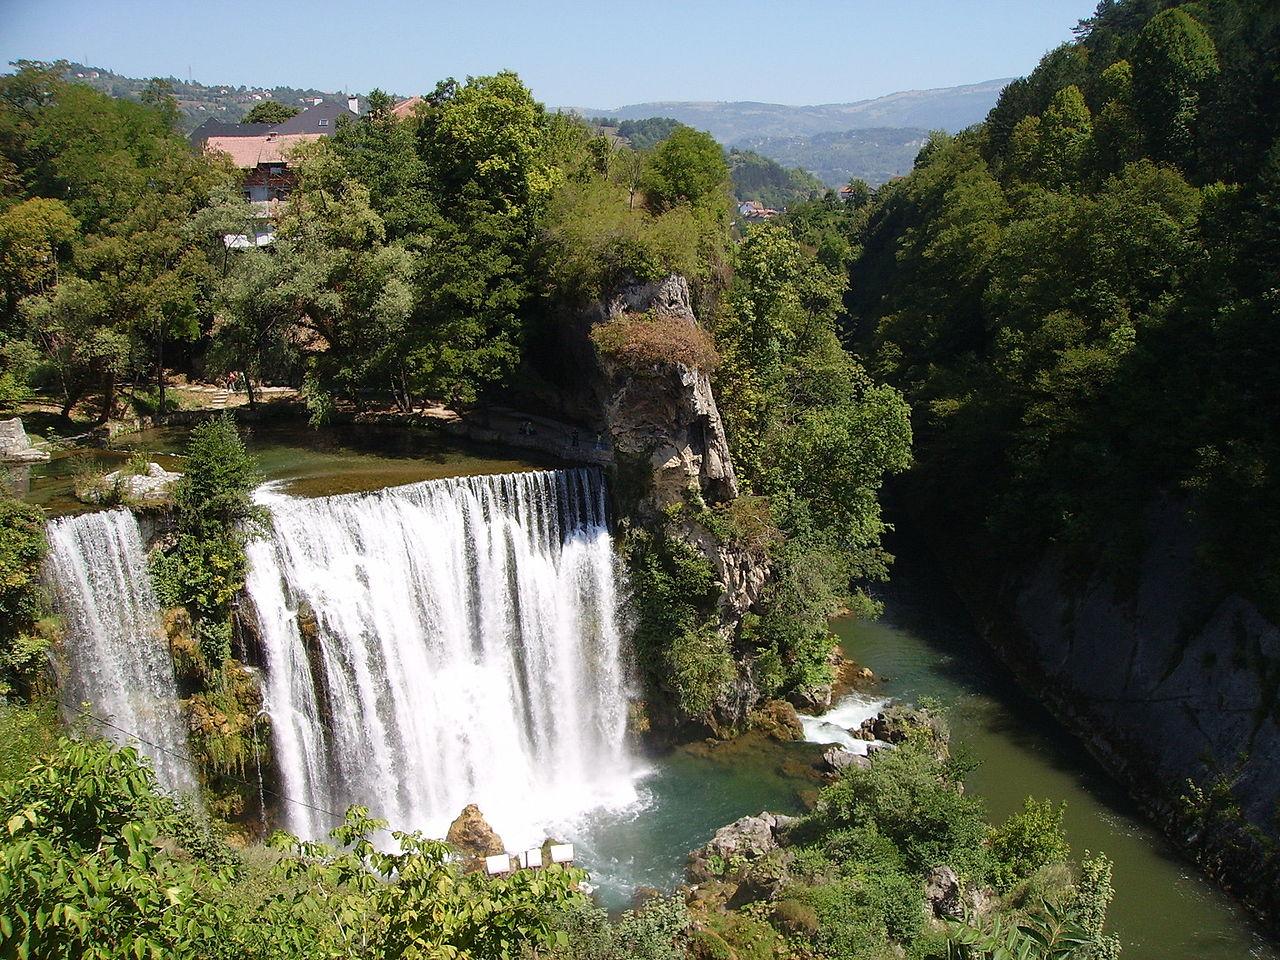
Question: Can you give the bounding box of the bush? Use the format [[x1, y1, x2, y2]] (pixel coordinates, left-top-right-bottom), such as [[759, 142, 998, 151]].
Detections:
[[990, 798, 1071, 891], [0, 494, 48, 696], [592, 311, 720, 372], [0, 700, 59, 782], [812, 743, 994, 883], [773, 897, 820, 937]]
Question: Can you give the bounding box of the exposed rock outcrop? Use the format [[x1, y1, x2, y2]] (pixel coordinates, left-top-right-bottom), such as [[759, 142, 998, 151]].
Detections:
[[751, 699, 804, 741], [445, 804, 505, 872], [79, 461, 181, 506], [946, 496, 1280, 928], [595, 275, 739, 516], [592, 276, 772, 729], [0, 417, 48, 463]]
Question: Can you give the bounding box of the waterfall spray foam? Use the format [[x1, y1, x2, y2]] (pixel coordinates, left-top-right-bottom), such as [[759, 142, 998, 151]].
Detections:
[[246, 468, 637, 845], [44, 509, 197, 793]]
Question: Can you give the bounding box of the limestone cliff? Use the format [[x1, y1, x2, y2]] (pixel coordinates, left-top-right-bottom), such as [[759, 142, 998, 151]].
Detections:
[[585, 276, 773, 730], [963, 497, 1280, 928], [593, 276, 769, 632]]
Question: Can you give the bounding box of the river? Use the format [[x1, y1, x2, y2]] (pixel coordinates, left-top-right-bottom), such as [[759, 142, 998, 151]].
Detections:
[[20, 420, 1277, 957]]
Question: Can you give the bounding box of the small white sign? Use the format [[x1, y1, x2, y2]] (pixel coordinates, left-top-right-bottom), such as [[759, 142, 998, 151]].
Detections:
[[521, 848, 543, 869], [549, 843, 574, 864], [485, 854, 511, 875]]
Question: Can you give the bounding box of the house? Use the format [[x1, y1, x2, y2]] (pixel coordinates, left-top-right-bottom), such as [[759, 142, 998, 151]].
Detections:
[[391, 96, 424, 119], [196, 98, 360, 245], [737, 199, 780, 221]]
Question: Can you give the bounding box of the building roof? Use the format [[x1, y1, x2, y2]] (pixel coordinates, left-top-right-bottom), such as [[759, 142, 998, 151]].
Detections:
[[391, 96, 424, 119], [204, 132, 325, 168], [189, 117, 272, 148], [270, 101, 355, 134]]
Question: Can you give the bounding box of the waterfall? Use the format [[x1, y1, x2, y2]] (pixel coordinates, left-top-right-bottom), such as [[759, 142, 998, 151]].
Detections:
[[245, 467, 637, 846], [43, 509, 197, 793]]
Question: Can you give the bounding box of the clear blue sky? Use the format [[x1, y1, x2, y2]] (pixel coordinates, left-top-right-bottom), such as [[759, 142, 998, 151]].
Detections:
[[0, 0, 1099, 108]]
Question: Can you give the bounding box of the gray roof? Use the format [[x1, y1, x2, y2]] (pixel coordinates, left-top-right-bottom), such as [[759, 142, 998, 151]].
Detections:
[[189, 100, 359, 148], [271, 101, 357, 134]]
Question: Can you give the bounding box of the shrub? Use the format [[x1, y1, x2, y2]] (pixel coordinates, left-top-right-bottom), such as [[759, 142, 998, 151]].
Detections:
[[812, 742, 994, 883], [989, 798, 1071, 891], [592, 311, 720, 372], [0, 494, 48, 696], [773, 897, 820, 937]]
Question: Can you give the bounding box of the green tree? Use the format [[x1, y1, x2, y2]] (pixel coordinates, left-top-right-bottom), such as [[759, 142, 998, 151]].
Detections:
[[1037, 85, 1093, 188], [241, 99, 300, 125], [1132, 8, 1219, 165], [0, 493, 48, 698], [642, 126, 730, 213]]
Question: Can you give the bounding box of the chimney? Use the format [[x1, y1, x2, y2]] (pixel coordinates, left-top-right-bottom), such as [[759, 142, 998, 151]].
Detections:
[[347, 94, 359, 115]]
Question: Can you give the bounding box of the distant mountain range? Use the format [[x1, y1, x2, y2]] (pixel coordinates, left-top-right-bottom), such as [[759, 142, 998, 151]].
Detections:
[[578, 79, 1010, 144], [54, 60, 1007, 190]]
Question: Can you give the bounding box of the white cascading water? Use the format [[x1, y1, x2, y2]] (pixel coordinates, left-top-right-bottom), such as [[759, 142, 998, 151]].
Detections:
[[245, 467, 637, 846], [43, 509, 198, 793]]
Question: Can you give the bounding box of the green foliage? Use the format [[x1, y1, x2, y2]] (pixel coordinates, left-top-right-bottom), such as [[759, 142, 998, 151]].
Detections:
[[0, 494, 48, 698], [946, 854, 1120, 960], [1, 62, 232, 421], [849, 0, 1280, 617], [0, 735, 598, 960], [623, 525, 732, 724], [543, 179, 720, 300], [0, 700, 59, 782], [642, 126, 731, 213], [990, 799, 1071, 892], [0, 736, 232, 958], [240, 100, 299, 125], [727, 148, 824, 209], [155, 417, 261, 665], [812, 742, 994, 882]]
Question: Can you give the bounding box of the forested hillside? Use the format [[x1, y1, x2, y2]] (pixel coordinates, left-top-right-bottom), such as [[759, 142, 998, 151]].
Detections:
[[838, 0, 1280, 610], [777, 0, 1280, 920]]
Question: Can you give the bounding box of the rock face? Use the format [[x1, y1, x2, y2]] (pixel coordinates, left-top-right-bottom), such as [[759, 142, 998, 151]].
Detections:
[[445, 804, 505, 872], [753, 699, 804, 741], [924, 865, 963, 919], [975, 496, 1280, 925], [0, 418, 48, 463], [80, 462, 181, 506], [595, 275, 739, 515], [593, 276, 770, 643]]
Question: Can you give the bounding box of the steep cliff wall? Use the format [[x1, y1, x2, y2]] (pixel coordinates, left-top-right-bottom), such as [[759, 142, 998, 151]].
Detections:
[[586, 276, 773, 731], [966, 497, 1280, 926]]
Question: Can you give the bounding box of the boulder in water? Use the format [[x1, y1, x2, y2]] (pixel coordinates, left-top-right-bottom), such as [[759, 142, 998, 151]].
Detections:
[[79, 461, 181, 506], [0, 418, 48, 463], [446, 804, 505, 872], [752, 699, 804, 741], [823, 746, 870, 774]]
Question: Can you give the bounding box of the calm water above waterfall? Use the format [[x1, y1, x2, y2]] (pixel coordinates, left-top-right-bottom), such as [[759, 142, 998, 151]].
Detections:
[[42, 509, 197, 794], [245, 468, 638, 847]]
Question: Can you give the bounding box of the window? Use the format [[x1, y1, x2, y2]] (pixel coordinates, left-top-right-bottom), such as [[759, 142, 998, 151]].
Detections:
[[318, 118, 329, 127]]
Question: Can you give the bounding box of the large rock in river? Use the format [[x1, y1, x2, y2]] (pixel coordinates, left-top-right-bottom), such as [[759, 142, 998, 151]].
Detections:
[[0, 418, 48, 463], [445, 804, 505, 872]]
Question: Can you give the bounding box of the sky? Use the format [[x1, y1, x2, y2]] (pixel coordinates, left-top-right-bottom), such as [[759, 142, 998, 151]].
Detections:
[[0, 0, 1099, 109]]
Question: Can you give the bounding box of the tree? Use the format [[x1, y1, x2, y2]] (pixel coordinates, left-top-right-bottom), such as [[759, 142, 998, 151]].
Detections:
[[0, 197, 78, 322], [1037, 85, 1093, 188], [642, 126, 730, 212], [1132, 8, 1219, 165], [241, 99, 300, 125]]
